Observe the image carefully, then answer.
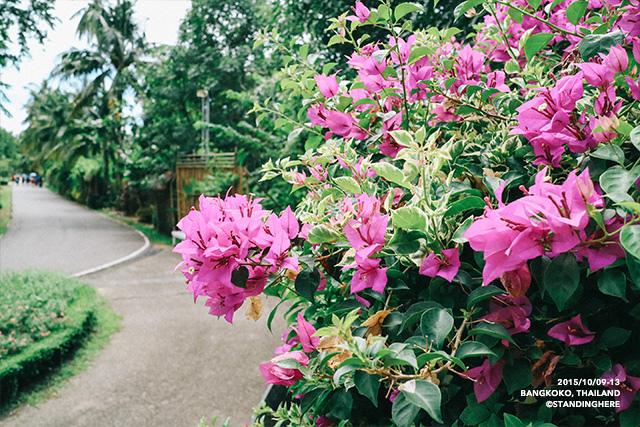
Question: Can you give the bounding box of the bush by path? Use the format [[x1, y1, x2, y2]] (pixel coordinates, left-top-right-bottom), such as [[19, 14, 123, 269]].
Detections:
[[0, 271, 103, 409]]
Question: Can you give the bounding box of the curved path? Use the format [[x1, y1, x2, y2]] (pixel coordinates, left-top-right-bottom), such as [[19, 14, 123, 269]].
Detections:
[[0, 185, 146, 274], [0, 184, 285, 426]]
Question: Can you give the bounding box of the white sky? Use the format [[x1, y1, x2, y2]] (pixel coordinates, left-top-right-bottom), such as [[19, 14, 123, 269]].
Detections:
[[0, 0, 192, 135]]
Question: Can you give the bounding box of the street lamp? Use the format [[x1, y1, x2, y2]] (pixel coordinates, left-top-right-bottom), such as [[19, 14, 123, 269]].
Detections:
[[196, 89, 210, 157]]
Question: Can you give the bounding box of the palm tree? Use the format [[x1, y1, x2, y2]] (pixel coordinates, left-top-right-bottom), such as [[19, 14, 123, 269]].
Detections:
[[52, 0, 147, 199]]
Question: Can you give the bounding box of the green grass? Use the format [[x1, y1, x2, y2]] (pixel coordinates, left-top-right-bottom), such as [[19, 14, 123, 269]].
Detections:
[[101, 209, 173, 246], [0, 271, 121, 415], [0, 184, 11, 235], [0, 271, 81, 358]]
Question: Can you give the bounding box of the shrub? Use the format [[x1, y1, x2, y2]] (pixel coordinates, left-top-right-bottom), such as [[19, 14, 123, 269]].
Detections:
[[175, 0, 640, 426], [0, 272, 97, 405]]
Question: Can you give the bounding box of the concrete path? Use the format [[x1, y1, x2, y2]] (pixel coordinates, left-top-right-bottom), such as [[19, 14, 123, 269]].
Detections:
[[0, 185, 146, 274], [0, 185, 286, 426]]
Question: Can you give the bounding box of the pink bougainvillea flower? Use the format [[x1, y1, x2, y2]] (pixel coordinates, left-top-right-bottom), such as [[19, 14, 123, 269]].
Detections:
[[548, 314, 595, 346], [346, 1, 370, 23], [464, 358, 505, 403], [601, 364, 640, 412], [346, 245, 388, 294], [419, 248, 460, 282], [625, 77, 640, 101], [601, 44, 629, 74], [293, 312, 319, 353], [314, 415, 334, 427], [464, 168, 609, 285], [483, 295, 532, 338], [576, 62, 614, 88], [315, 73, 339, 98], [174, 194, 300, 323], [274, 331, 300, 355], [260, 351, 309, 386]]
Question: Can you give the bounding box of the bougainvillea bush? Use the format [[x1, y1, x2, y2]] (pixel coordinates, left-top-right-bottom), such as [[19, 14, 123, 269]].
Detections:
[[175, 0, 640, 425]]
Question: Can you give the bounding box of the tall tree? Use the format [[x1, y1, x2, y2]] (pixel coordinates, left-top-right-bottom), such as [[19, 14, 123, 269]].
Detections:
[[53, 0, 146, 201], [0, 0, 56, 112]]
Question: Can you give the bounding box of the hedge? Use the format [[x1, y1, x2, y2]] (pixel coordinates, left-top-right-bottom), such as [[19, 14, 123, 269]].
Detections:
[[0, 284, 97, 405]]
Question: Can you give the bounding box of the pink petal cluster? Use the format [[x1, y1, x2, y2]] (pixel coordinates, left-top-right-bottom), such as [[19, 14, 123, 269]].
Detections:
[[293, 312, 319, 353], [464, 358, 505, 403], [547, 314, 595, 346], [511, 73, 600, 167], [464, 168, 619, 285], [260, 351, 309, 386], [601, 364, 640, 412], [419, 248, 460, 282], [342, 194, 389, 294], [483, 295, 532, 339], [174, 194, 300, 323], [346, 1, 370, 23]]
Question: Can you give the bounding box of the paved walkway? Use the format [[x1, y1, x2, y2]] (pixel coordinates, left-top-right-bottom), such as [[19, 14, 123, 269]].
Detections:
[[0, 185, 145, 274], [0, 185, 285, 426]]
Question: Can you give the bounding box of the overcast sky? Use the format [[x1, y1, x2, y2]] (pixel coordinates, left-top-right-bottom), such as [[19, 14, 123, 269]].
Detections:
[[0, 0, 192, 135]]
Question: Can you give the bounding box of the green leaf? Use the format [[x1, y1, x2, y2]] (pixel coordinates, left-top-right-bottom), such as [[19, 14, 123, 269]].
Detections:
[[601, 327, 631, 348], [452, 216, 475, 244], [354, 371, 381, 407], [392, 391, 421, 427], [590, 144, 625, 164], [524, 32, 554, 61], [578, 30, 625, 60], [454, 0, 484, 19], [502, 359, 533, 394], [402, 379, 443, 423], [597, 269, 627, 301], [545, 0, 566, 13], [393, 206, 427, 230], [388, 229, 426, 255], [378, 4, 391, 20], [508, 7, 523, 24], [445, 196, 486, 216], [420, 308, 454, 350], [504, 413, 525, 427], [544, 253, 580, 311], [620, 225, 640, 260], [369, 162, 410, 187], [274, 358, 302, 369], [394, 2, 423, 20], [329, 388, 353, 419], [231, 266, 249, 288], [333, 364, 358, 385], [333, 176, 362, 194], [565, 1, 588, 25], [467, 285, 506, 309], [328, 34, 345, 46], [408, 45, 436, 64], [631, 126, 640, 152], [526, 0, 542, 9], [307, 224, 342, 244], [295, 267, 321, 302], [456, 341, 498, 359], [468, 321, 514, 344], [401, 301, 444, 332]]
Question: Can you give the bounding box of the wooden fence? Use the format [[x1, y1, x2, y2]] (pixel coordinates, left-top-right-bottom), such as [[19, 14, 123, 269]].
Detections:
[[175, 151, 244, 221]]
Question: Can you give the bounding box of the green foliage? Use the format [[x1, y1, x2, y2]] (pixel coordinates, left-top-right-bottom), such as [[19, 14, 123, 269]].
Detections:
[[0, 272, 98, 408], [0, 0, 55, 112]]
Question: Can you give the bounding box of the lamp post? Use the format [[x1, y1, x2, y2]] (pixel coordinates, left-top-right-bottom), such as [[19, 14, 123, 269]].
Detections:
[[196, 89, 210, 157]]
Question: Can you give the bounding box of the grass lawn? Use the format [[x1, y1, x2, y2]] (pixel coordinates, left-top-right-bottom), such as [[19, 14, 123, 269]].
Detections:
[[0, 185, 11, 235], [0, 271, 121, 414]]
